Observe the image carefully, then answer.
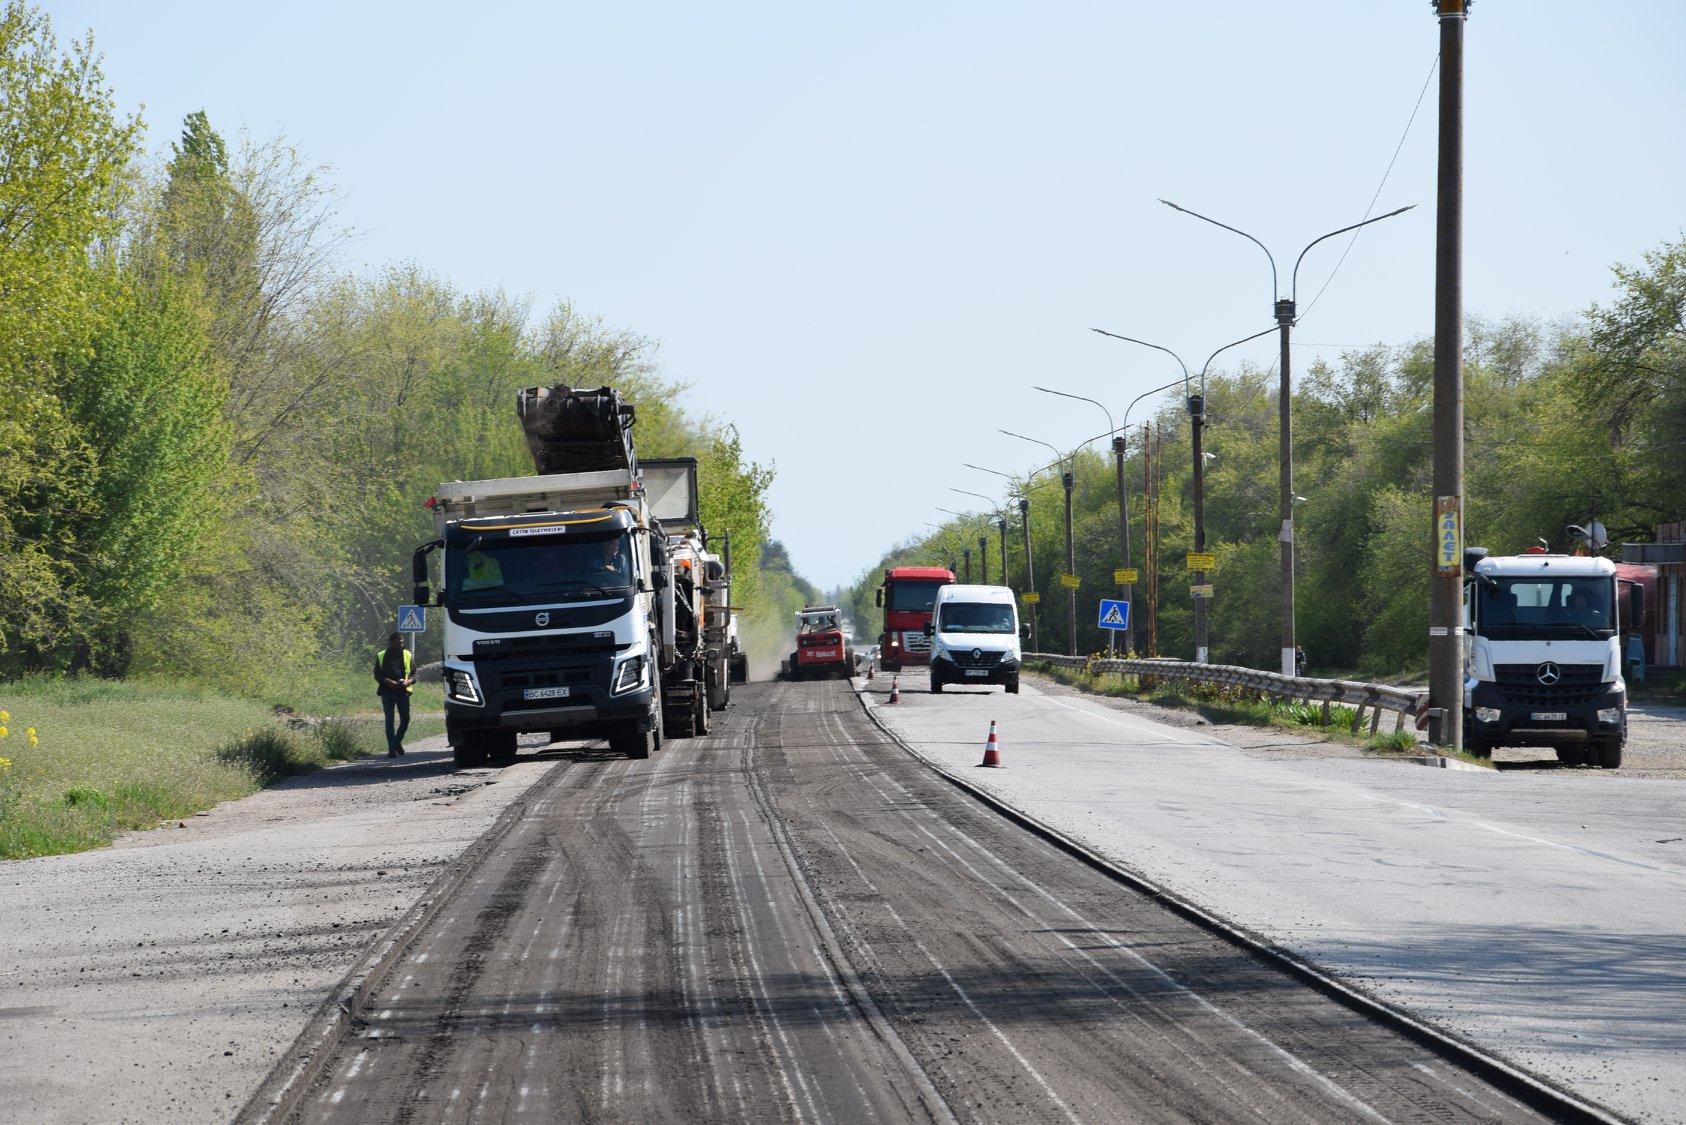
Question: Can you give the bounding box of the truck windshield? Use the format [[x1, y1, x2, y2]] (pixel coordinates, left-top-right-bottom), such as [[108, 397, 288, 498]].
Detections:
[[446, 533, 634, 603], [886, 582, 944, 613], [1475, 577, 1614, 638], [937, 603, 1016, 634]]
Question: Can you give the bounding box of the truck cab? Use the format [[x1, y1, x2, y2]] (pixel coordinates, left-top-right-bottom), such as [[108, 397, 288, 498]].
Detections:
[[874, 566, 955, 671], [1464, 547, 1644, 767]]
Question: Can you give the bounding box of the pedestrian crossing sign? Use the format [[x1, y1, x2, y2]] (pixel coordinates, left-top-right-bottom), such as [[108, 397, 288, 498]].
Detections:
[[397, 605, 427, 633], [1097, 599, 1129, 630]]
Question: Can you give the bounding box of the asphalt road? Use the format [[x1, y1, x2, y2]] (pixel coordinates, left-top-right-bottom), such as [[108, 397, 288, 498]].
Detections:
[[263, 679, 1558, 1124], [6, 671, 1670, 1123]]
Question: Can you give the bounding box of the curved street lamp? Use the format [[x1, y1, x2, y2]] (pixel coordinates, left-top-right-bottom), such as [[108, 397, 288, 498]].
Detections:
[[1089, 326, 1276, 663], [950, 487, 1003, 583], [1002, 430, 1077, 656], [1160, 198, 1416, 676]]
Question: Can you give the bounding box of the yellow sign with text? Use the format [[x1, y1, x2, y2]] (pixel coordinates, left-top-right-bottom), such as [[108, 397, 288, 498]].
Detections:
[[1115, 568, 1138, 584], [1059, 573, 1081, 589], [1021, 591, 1041, 604], [1186, 552, 1216, 571], [1436, 496, 1462, 575]]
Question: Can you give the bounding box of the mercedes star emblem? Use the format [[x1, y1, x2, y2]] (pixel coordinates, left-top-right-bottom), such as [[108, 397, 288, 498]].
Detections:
[[1536, 662, 1561, 686]]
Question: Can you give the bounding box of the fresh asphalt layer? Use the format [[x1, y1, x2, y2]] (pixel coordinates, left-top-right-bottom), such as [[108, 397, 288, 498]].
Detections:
[[862, 670, 1685, 1125]]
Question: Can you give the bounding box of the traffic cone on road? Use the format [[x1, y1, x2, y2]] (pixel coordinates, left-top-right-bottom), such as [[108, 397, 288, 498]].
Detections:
[[889, 677, 900, 704], [980, 720, 1001, 767]]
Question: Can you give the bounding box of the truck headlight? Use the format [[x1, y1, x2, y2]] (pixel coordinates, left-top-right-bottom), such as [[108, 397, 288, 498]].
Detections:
[[1473, 707, 1501, 723], [443, 666, 481, 705], [612, 654, 645, 694], [1597, 708, 1623, 724]]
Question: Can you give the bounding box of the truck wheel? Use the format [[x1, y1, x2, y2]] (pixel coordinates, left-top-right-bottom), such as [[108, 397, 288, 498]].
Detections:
[[489, 730, 519, 763], [730, 653, 748, 683], [931, 672, 944, 693], [452, 732, 491, 769], [1595, 740, 1623, 769], [1555, 746, 1588, 767], [1005, 677, 1020, 695], [788, 653, 801, 681], [611, 722, 653, 759]]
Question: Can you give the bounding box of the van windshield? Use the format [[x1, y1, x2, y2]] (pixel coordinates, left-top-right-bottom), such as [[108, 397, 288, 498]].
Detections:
[[937, 603, 1016, 634]]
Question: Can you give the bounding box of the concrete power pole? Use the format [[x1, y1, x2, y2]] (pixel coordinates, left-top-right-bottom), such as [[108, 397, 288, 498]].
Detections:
[[1429, 0, 1469, 748]]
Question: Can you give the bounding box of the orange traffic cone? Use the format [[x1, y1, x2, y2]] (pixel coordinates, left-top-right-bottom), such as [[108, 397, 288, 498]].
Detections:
[[889, 677, 900, 704], [980, 720, 1001, 767]]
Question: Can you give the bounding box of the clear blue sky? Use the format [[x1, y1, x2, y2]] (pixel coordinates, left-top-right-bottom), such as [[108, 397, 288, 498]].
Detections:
[[52, 1, 1685, 591]]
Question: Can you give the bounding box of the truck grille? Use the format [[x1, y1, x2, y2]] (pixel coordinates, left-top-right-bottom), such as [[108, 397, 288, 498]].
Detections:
[[950, 649, 1004, 669], [1493, 663, 1604, 707]]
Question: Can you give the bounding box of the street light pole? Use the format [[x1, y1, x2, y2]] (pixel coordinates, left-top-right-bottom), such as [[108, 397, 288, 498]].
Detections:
[[1091, 327, 1275, 663], [949, 487, 1005, 588], [1160, 198, 1415, 676], [1003, 430, 1077, 656], [1035, 386, 1127, 656], [1019, 497, 1037, 652]]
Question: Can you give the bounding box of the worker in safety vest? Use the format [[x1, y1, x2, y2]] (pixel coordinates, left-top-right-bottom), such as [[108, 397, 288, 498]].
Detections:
[[374, 632, 414, 757]]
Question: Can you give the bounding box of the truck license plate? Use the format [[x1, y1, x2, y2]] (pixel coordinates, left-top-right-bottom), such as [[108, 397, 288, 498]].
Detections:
[[523, 687, 570, 700], [1530, 711, 1566, 721], [809, 649, 838, 660], [965, 669, 989, 677]]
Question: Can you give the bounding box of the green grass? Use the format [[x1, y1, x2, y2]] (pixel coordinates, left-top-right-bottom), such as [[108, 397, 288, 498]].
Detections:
[[0, 672, 445, 860]]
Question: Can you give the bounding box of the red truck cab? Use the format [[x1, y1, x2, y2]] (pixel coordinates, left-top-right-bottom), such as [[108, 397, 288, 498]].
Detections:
[[875, 566, 955, 671]]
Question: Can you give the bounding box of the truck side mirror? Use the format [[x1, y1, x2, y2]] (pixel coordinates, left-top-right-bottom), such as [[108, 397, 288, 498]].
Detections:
[[923, 622, 934, 637], [1630, 583, 1647, 629], [413, 584, 431, 607], [1020, 623, 1031, 640], [875, 589, 884, 607]]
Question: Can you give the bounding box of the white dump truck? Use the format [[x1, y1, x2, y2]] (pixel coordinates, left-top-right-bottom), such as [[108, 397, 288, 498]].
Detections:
[[411, 385, 715, 766], [1464, 546, 1646, 767]]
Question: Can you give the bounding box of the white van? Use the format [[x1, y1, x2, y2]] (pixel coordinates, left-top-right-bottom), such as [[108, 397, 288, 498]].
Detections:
[[925, 584, 1024, 694]]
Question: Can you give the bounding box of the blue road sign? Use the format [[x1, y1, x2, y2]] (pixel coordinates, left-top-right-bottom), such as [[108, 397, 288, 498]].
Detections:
[[1097, 598, 1129, 630], [397, 605, 427, 633]]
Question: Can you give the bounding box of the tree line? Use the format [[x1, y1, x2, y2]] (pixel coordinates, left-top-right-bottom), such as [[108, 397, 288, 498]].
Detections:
[[845, 241, 1686, 676], [0, 5, 785, 691]]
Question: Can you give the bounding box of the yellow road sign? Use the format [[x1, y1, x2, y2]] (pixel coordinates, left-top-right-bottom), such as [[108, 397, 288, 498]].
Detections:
[[1186, 553, 1216, 571], [1190, 584, 1214, 598], [1114, 568, 1138, 584], [1022, 591, 1041, 604], [1059, 573, 1081, 589]]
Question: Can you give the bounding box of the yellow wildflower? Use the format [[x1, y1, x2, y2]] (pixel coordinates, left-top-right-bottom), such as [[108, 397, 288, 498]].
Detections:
[[0, 757, 11, 770], [0, 726, 8, 739], [0, 709, 8, 721]]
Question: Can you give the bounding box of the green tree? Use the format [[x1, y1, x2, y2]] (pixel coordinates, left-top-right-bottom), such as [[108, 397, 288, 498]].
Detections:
[[55, 271, 231, 673], [0, 2, 141, 662]]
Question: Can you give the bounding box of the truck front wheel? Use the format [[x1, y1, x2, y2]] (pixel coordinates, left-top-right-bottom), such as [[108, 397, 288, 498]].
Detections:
[[1595, 740, 1623, 769], [452, 731, 493, 769]]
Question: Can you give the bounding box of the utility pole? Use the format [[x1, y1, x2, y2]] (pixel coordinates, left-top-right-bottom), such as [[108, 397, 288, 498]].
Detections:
[[979, 535, 990, 584], [1189, 393, 1209, 664], [1114, 436, 1133, 656], [1019, 497, 1038, 652], [1429, 0, 1469, 748], [1063, 470, 1077, 656], [997, 517, 1008, 591]]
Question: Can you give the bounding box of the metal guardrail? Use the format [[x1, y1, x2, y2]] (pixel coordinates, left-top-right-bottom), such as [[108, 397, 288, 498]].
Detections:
[[1029, 653, 1429, 736]]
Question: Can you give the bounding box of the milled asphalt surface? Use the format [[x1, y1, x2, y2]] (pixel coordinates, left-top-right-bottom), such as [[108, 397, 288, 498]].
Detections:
[[2, 680, 1681, 1124], [866, 670, 1686, 1125]]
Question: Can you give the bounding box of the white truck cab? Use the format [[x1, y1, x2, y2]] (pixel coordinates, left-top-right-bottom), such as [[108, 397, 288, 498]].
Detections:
[[926, 584, 1024, 694], [1464, 547, 1644, 768]]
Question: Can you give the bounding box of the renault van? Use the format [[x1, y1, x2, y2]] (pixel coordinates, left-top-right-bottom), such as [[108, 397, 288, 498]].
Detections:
[[925, 584, 1023, 694]]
